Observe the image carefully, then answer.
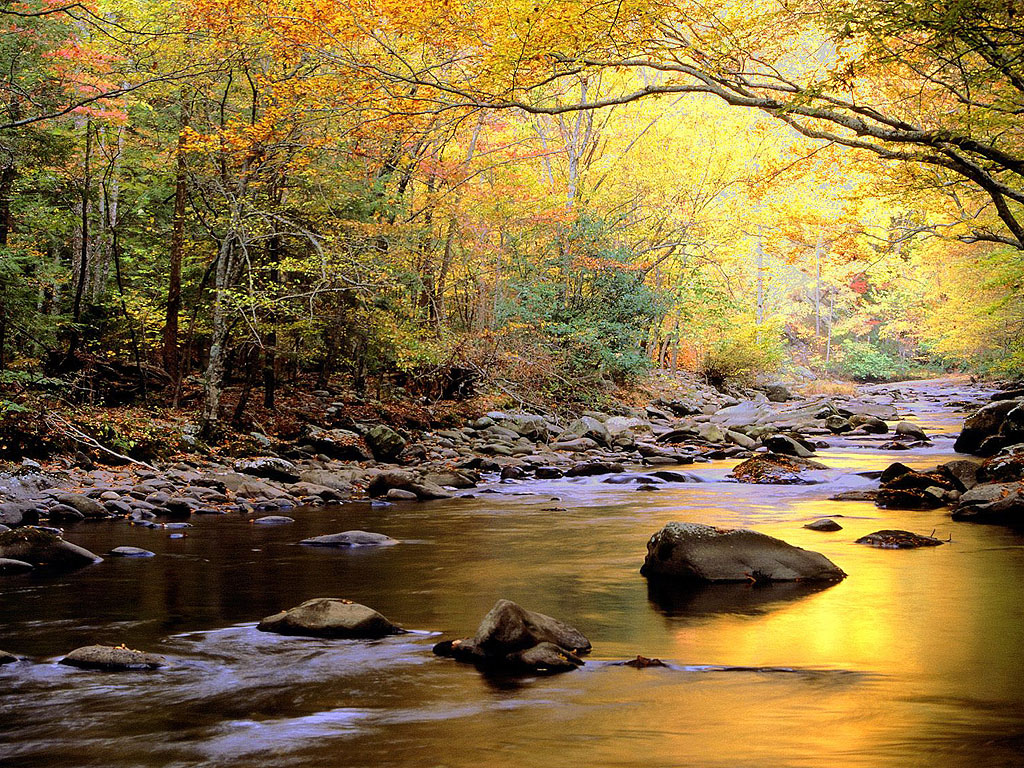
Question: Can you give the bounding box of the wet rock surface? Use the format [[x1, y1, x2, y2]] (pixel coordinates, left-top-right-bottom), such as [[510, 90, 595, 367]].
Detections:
[[0, 528, 101, 570], [730, 453, 828, 484], [257, 598, 404, 638], [640, 522, 846, 583], [433, 599, 590, 674], [855, 530, 945, 549], [60, 645, 166, 671], [300, 530, 399, 547]]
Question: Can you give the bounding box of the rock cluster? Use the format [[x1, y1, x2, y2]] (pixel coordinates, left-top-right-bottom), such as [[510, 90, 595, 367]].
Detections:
[[433, 599, 591, 674]]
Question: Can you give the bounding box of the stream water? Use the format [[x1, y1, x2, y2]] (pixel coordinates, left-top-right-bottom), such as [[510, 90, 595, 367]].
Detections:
[[2, 379, 1024, 767]]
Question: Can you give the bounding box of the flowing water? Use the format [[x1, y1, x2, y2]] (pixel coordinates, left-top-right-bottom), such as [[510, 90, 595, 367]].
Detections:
[[3, 379, 1024, 767]]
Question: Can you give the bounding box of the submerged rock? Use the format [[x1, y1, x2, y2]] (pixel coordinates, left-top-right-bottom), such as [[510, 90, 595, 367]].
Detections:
[[0, 649, 18, 664], [804, 518, 843, 532], [0, 528, 101, 570], [730, 453, 828, 484], [300, 530, 398, 547], [616, 655, 670, 668], [433, 599, 590, 674], [108, 546, 155, 558], [855, 530, 944, 549], [640, 522, 846, 583], [61, 645, 165, 671], [257, 598, 404, 638], [253, 515, 295, 525], [829, 490, 877, 502]]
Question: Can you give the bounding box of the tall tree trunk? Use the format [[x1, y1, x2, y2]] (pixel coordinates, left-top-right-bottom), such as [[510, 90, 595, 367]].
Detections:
[[813, 231, 823, 338], [163, 104, 189, 379], [201, 234, 236, 436], [263, 231, 281, 409], [0, 164, 15, 370], [754, 226, 765, 329], [71, 120, 91, 325]]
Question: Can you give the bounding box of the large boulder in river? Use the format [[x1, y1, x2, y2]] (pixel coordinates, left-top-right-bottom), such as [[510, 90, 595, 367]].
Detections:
[[730, 453, 828, 484], [433, 599, 590, 674], [640, 522, 846, 584], [258, 598, 404, 638], [954, 400, 1020, 455], [60, 645, 165, 671], [952, 482, 1024, 525], [0, 528, 101, 570]]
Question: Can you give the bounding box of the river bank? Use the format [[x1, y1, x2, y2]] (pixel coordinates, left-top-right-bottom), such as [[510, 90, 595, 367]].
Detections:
[[0, 376, 994, 536]]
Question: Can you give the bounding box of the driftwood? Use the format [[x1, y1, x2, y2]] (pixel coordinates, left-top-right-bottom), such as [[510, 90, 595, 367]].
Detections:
[[44, 414, 158, 471]]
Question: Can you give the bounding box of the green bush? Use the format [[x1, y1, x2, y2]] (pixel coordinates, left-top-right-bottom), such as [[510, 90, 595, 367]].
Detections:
[[700, 320, 786, 387], [832, 338, 922, 382]]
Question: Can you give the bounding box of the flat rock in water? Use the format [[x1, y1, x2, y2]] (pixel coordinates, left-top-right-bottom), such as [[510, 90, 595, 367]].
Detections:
[[257, 598, 403, 638], [253, 515, 295, 525], [641, 522, 846, 583], [829, 490, 877, 502], [1, 649, 19, 664], [61, 645, 165, 671], [300, 530, 398, 547], [109, 546, 155, 558], [730, 453, 828, 485], [0, 557, 34, 573], [855, 530, 944, 549], [616, 655, 670, 668], [804, 518, 843, 532]]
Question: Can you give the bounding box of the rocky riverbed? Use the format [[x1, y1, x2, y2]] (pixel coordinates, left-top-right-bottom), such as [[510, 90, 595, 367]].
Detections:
[[2, 376, 1022, 573]]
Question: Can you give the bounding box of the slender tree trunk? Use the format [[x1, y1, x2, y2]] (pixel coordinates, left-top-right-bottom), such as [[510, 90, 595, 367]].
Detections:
[[814, 232, 823, 337], [754, 226, 765, 328], [0, 164, 15, 370], [72, 121, 91, 325], [163, 105, 189, 379], [263, 231, 281, 409], [201, 234, 235, 436]]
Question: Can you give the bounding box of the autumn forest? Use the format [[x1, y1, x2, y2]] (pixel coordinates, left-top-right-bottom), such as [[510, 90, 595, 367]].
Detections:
[[5, 2, 1024, 764], [0, 0, 1020, 448]]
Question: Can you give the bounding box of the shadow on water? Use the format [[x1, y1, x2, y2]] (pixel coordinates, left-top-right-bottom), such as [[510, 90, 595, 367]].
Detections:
[[645, 577, 837, 618]]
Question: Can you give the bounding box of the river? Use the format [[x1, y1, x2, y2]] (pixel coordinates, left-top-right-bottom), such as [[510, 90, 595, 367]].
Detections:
[[2, 378, 1023, 767]]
